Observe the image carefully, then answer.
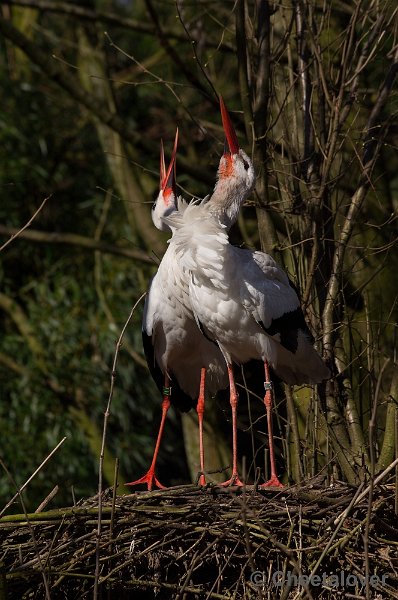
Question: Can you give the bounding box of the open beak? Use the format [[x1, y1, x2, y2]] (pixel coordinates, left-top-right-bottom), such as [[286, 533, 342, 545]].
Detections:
[[160, 127, 178, 195], [160, 128, 178, 196], [160, 139, 166, 188], [219, 96, 240, 155]]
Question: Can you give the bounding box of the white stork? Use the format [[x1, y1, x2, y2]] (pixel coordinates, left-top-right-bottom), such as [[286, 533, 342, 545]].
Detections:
[[165, 98, 330, 488], [126, 131, 228, 490]]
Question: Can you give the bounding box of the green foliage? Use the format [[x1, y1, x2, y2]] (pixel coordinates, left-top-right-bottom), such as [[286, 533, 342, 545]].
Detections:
[[0, 5, 184, 509]]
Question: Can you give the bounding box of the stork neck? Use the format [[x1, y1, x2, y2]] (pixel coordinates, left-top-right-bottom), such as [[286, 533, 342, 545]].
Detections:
[[207, 186, 244, 230]]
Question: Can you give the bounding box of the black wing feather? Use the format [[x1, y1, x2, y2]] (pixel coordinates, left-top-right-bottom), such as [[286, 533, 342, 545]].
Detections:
[[142, 330, 196, 412]]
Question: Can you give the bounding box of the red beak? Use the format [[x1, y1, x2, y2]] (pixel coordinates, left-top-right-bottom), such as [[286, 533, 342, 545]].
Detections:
[[159, 139, 166, 188], [160, 128, 178, 195], [219, 96, 240, 155]]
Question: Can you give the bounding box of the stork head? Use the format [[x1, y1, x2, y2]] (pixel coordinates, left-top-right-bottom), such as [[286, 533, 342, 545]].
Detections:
[[152, 128, 179, 232], [219, 97, 255, 190], [209, 97, 255, 229]]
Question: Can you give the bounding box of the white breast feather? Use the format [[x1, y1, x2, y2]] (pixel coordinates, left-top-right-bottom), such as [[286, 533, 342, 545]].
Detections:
[[166, 208, 329, 384]]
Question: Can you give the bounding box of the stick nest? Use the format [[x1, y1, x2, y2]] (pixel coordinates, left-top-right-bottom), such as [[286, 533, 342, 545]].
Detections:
[[1, 479, 397, 599]]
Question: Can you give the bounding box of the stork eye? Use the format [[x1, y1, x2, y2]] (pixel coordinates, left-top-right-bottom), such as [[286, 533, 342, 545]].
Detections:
[[243, 159, 249, 170]]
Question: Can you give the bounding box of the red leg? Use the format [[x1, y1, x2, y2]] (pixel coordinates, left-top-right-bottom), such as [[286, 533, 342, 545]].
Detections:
[[126, 375, 170, 491], [220, 364, 244, 487], [259, 362, 284, 489], [197, 368, 206, 486]]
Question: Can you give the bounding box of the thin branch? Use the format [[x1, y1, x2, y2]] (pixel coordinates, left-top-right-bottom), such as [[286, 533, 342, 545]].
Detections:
[[377, 367, 398, 472], [35, 485, 59, 513], [175, 0, 219, 100], [0, 195, 51, 252], [0, 459, 52, 599], [298, 481, 366, 600], [94, 292, 146, 600], [0, 225, 154, 264], [0, 13, 214, 186], [0, 437, 67, 517], [145, 0, 214, 104], [333, 456, 398, 527], [323, 47, 398, 356], [6, 0, 226, 47], [235, 0, 253, 143]]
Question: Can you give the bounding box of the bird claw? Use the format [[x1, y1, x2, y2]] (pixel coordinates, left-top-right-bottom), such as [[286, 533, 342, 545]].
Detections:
[[125, 471, 166, 491], [219, 474, 245, 487], [258, 475, 284, 489], [198, 474, 207, 486]]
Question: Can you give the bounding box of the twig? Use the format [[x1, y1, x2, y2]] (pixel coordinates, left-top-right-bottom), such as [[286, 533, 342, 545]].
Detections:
[[396, 410, 398, 516], [0, 437, 67, 517], [0, 459, 52, 600], [333, 456, 398, 528], [365, 358, 390, 599], [93, 293, 146, 600], [109, 458, 119, 542], [295, 482, 365, 600], [93, 192, 147, 368], [0, 225, 153, 264], [0, 14, 213, 186], [6, 0, 214, 45], [0, 195, 51, 252], [175, 0, 219, 100], [35, 486, 59, 513]]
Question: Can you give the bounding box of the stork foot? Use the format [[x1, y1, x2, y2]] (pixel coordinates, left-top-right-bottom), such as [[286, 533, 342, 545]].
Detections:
[[219, 473, 245, 487], [198, 473, 207, 487], [125, 470, 166, 491], [258, 475, 284, 489]]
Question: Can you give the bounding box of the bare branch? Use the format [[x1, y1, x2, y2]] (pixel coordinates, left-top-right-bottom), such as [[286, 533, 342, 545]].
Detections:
[[0, 195, 50, 252], [0, 13, 215, 186], [0, 225, 154, 264], [94, 293, 146, 600], [0, 438, 67, 518], [6, 0, 227, 47]]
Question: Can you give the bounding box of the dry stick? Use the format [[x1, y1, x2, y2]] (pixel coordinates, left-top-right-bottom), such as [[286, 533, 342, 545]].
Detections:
[[93, 293, 146, 600], [0, 437, 67, 517], [240, 457, 256, 574], [35, 485, 60, 513], [333, 456, 398, 529], [395, 411, 398, 516], [0, 458, 52, 600], [0, 225, 153, 264], [146, 0, 214, 104], [175, 549, 200, 600], [294, 481, 366, 600], [122, 578, 230, 599], [109, 458, 119, 542], [0, 195, 51, 252], [107, 461, 118, 600], [174, 0, 219, 100], [94, 193, 147, 369], [321, 45, 398, 483], [6, 0, 210, 45], [364, 358, 390, 600]]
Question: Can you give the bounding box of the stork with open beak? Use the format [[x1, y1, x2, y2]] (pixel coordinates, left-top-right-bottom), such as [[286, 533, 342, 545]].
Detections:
[[126, 131, 228, 491], [165, 97, 330, 488]]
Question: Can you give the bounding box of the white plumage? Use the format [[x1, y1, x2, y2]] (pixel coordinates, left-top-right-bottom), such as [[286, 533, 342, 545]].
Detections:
[[127, 131, 228, 491], [161, 97, 330, 487], [143, 230, 228, 400], [131, 97, 329, 491], [166, 199, 330, 385]]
